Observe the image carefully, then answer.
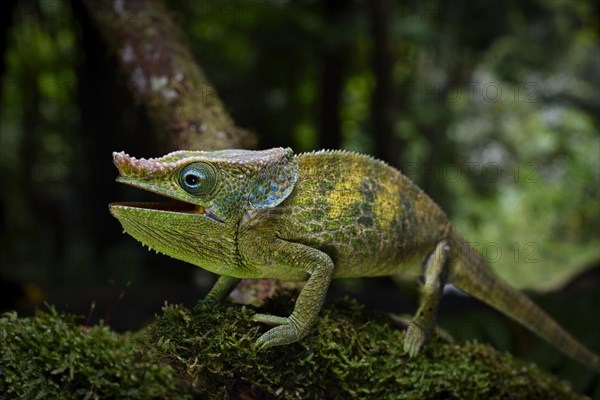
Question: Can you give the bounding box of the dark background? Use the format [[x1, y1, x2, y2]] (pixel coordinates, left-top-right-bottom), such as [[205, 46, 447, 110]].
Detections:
[[0, 0, 598, 394]]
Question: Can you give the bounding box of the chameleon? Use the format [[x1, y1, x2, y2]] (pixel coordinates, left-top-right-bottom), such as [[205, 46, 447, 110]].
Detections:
[[109, 147, 600, 372]]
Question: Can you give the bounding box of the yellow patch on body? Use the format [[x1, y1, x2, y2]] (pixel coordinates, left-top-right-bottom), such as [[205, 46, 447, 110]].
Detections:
[[326, 163, 366, 219], [374, 175, 401, 229]]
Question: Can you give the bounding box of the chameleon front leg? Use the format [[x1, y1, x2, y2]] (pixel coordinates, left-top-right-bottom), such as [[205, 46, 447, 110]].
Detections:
[[199, 275, 241, 306], [252, 240, 334, 349], [404, 240, 450, 357]]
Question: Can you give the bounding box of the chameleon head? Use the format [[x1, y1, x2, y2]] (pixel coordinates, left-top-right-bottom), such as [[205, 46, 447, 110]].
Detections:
[[109, 148, 299, 273]]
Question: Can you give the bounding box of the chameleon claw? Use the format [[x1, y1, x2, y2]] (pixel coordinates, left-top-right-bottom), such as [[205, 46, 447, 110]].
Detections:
[[255, 324, 302, 349], [404, 322, 427, 358], [252, 314, 305, 349]]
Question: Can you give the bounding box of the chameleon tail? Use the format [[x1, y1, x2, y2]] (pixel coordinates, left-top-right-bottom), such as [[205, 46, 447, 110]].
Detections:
[[448, 228, 600, 373]]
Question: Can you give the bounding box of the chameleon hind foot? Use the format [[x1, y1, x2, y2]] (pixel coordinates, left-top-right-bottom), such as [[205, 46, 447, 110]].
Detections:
[[404, 241, 450, 357], [252, 313, 307, 349], [404, 321, 427, 357]]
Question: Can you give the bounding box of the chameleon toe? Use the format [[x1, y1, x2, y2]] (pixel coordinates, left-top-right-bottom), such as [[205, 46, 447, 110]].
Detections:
[[252, 314, 289, 326], [255, 323, 303, 349], [404, 323, 426, 358]]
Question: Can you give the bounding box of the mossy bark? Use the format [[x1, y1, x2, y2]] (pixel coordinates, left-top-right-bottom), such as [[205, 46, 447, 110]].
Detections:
[[81, 0, 256, 151], [1, 295, 585, 400], [144, 295, 585, 400]]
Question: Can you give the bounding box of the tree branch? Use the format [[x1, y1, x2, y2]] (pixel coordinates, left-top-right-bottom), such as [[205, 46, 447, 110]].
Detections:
[[82, 0, 256, 151]]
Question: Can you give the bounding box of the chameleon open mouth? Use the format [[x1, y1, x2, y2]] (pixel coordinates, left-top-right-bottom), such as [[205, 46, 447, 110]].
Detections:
[[109, 201, 225, 223]]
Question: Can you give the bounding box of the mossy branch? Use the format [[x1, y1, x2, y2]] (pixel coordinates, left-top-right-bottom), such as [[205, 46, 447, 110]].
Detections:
[[81, 0, 256, 151], [0, 294, 583, 400]]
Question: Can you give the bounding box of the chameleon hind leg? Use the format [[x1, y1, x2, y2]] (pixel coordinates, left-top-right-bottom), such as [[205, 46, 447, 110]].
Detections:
[[251, 240, 334, 349], [404, 240, 450, 357]]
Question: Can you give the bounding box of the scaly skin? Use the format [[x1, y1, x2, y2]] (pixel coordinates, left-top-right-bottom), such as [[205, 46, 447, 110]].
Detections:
[[109, 147, 600, 372]]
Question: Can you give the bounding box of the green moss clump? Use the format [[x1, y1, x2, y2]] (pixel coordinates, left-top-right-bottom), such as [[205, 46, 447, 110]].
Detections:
[[0, 306, 192, 399], [143, 292, 584, 400], [0, 294, 585, 399]]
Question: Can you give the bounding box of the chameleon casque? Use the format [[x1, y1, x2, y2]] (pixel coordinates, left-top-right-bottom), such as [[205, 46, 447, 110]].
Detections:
[[109, 147, 599, 372]]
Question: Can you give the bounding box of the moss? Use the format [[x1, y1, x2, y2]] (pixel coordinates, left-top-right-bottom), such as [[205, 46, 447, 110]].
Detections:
[[0, 295, 584, 399], [0, 306, 191, 399], [143, 292, 583, 400]]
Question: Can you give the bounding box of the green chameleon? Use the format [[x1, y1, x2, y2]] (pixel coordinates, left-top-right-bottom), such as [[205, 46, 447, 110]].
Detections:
[[109, 147, 599, 372]]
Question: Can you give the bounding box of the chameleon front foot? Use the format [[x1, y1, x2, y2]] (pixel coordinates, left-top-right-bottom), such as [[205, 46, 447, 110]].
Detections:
[[252, 313, 306, 349], [404, 321, 427, 357]]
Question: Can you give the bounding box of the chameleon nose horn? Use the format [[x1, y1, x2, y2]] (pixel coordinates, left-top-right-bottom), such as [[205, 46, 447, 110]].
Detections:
[[113, 151, 171, 179]]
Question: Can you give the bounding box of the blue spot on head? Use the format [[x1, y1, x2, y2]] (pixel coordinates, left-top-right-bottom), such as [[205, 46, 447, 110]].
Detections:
[[268, 193, 276, 203], [270, 182, 279, 192], [257, 186, 265, 195], [226, 197, 233, 204], [279, 174, 285, 183], [249, 193, 255, 201]]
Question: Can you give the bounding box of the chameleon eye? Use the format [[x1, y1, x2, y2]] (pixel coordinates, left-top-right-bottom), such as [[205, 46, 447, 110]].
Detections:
[[179, 162, 217, 196]]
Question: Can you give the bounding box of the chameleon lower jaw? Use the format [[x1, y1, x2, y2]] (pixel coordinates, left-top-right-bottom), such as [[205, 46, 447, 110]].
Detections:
[[109, 201, 202, 213], [108, 200, 225, 222], [109, 201, 226, 224]]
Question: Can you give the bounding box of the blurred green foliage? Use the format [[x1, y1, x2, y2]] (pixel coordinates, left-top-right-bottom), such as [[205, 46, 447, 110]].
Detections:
[[1, 0, 85, 284]]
